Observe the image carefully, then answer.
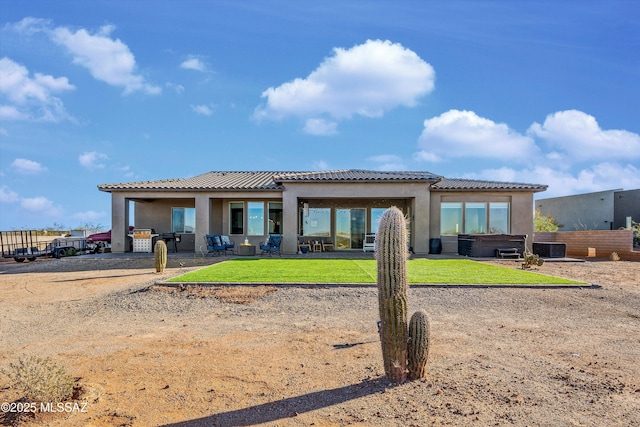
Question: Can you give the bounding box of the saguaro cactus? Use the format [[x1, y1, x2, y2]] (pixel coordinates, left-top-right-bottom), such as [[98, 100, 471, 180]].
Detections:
[[154, 240, 167, 273], [376, 206, 409, 383], [408, 309, 430, 380]]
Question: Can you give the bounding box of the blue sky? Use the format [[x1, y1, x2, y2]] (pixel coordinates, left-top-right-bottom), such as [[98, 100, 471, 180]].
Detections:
[[1, 0, 639, 230]]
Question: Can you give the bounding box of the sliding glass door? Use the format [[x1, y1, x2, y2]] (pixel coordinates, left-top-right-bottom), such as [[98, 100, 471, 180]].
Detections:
[[335, 208, 366, 249]]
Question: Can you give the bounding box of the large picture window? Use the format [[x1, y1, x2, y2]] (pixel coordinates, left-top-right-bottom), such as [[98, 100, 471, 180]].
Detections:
[[172, 207, 195, 233], [301, 207, 331, 237], [247, 201, 265, 235], [441, 202, 462, 235], [465, 202, 487, 234], [489, 202, 510, 234], [230, 202, 244, 235], [441, 202, 510, 235]]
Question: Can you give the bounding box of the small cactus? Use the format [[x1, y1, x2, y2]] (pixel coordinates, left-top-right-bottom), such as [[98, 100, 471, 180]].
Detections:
[[407, 310, 430, 380], [154, 240, 167, 273], [376, 206, 409, 383]]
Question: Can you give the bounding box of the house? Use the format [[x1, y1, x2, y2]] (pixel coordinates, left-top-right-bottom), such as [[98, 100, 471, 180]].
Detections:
[[536, 188, 640, 231], [97, 169, 547, 255]]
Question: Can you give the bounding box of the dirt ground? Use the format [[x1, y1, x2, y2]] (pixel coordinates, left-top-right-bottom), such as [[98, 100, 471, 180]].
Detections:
[[0, 255, 638, 427]]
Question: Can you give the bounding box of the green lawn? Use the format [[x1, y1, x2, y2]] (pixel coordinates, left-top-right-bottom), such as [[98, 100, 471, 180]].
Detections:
[[167, 259, 584, 285]]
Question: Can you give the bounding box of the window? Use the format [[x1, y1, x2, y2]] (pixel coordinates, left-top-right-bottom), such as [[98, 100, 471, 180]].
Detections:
[[489, 202, 510, 234], [301, 207, 331, 237], [441, 202, 462, 235], [441, 201, 511, 235], [268, 202, 283, 234], [172, 208, 195, 233], [230, 202, 244, 234], [247, 202, 265, 235], [465, 202, 487, 234], [370, 208, 387, 234]]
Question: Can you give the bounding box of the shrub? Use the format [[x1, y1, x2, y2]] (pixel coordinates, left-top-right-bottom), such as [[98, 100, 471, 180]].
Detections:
[[2, 356, 74, 403]]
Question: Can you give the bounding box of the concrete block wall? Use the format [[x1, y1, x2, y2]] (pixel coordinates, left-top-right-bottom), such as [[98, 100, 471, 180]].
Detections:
[[534, 230, 638, 259]]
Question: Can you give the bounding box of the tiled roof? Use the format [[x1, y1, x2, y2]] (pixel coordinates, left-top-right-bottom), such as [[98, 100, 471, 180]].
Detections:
[[98, 171, 285, 191], [273, 169, 441, 182], [432, 178, 547, 192], [98, 170, 546, 193], [98, 169, 442, 192]]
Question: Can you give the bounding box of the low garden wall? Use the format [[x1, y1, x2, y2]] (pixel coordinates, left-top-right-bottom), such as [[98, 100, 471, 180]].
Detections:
[[534, 230, 639, 260]]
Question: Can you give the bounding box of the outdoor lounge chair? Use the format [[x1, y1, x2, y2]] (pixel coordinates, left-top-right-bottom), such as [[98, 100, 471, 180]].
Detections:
[[321, 237, 334, 252], [363, 233, 376, 252], [205, 234, 226, 256], [220, 235, 235, 254], [260, 234, 282, 256]]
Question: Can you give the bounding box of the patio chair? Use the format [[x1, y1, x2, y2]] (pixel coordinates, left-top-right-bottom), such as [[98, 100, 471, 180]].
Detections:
[[363, 233, 376, 252], [260, 234, 282, 256], [204, 234, 226, 256], [297, 237, 311, 254], [321, 237, 334, 252], [220, 235, 235, 254]]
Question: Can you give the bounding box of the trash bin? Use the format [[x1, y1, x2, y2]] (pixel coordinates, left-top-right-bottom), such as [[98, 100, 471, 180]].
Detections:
[[429, 238, 442, 254]]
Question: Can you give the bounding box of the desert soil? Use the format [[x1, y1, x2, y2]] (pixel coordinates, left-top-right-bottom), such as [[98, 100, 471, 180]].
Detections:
[[0, 255, 638, 427]]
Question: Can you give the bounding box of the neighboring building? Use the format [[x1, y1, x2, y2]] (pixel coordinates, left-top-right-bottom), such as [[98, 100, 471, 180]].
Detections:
[[536, 188, 640, 231], [98, 169, 547, 255], [614, 189, 640, 230]]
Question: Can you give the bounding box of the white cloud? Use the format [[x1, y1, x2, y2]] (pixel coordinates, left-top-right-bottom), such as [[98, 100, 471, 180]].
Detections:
[[303, 118, 337, 136], [10, 158, 47, 175], [312, 160, 329, 170], [180, 56, 206, 72], [191, 104, 214, 116], [255, 39, 435, 126], [79, 151, 109, 169], [20, 196, 63, 216], [416, 110, 539, 163], [0, 57, 75, 122], [368, 154, 406, 171], [0, 185, 19, 203], [465, 162, 640, 199], [165, 82, 185, 94], [5, 17, 51, 34], [72, 210, 105, 221], [0, 105, 28, 120], [413, 150, 442, 163], [528, 110, 640, 161], [50, 24, 160, 95]]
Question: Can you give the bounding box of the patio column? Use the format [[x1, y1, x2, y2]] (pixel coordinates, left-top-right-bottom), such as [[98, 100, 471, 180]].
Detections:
[[282, 191, 298, 254], [195, 194, 210, 253], [413, 190, 430, 255], [111, 193, 129, 253]]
